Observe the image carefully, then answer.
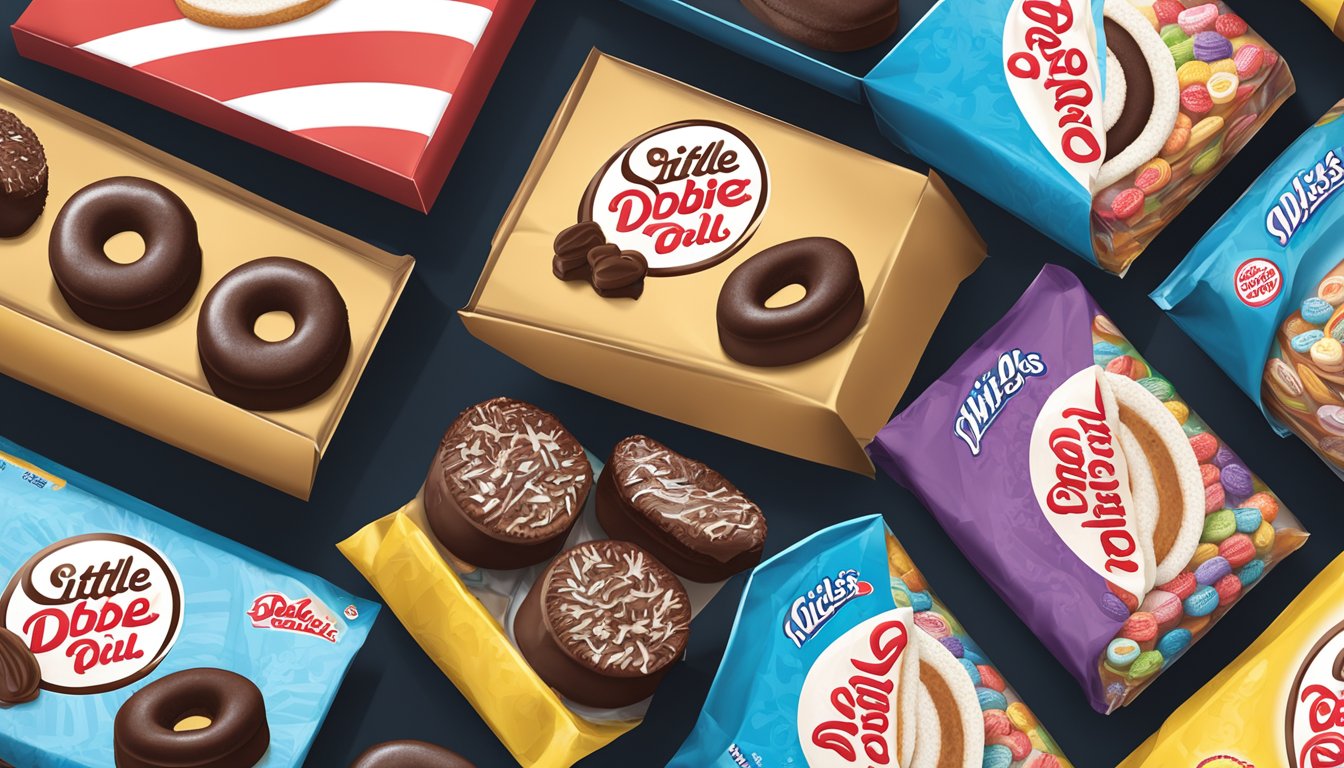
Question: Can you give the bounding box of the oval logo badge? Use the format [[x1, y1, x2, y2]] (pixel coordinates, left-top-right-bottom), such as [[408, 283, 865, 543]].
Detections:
[[0, 533, 184, 694], [579, 120, 769, 276], [1288, 620, 1344, 767]]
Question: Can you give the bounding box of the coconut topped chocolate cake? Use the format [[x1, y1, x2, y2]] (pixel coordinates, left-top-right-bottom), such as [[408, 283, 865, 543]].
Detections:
[[514, 540, 691, 708], [424, 397, 592, 569], [597, 435, 766, 582]]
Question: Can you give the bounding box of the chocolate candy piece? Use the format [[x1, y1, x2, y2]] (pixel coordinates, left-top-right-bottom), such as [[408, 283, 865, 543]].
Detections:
[[1103, 17, 1156, 162], [514, 540, 691, 708], [0, 109, 47, 237], [113, 668, 269, 768], [596, 435, 766, 582], [553, 221, 605, 281], [739, 0, 900, 52], [717, 237, 864, 366], [590, 248, 647, 300], [349, 740, 475, 768], [197, 257, 351, 411], [0, 626, 40, 705], [49, 177, 202, 330], [424, 398, 591, 569]]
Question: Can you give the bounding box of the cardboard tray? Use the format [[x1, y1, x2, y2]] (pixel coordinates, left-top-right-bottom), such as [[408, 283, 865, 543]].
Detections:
[[0, 78, 413, 499]]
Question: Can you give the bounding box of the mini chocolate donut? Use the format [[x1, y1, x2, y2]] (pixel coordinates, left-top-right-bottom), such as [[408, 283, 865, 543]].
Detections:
[[716, 236, 864, 366], [739, 0, 900, 52], [0, 109, 48, 237], [49, 177, 202, 330], [113, 668, 269, 768], [197, 257, 350, 411], [349, 740, 475, 768]]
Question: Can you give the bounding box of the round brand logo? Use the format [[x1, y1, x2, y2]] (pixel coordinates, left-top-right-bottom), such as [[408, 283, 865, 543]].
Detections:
[[1286, 619, 1344, 768], [1235, 258, 1282, 308], [0, 534, 184, 694], [579, 120, 769, 276]]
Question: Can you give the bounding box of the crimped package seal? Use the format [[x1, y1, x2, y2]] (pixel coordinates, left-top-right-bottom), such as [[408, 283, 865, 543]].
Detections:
[[338, 450, 733, 768], [1120, 551, 1344, 766], [460, 51, 985, 476]]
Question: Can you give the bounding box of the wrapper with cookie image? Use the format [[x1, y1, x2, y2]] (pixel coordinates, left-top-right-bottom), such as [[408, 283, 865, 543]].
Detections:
[[670, 515, 1074, 768], [1302, 0, 1344, 39], [460, 51, 985, 477], [1119, 550, 1344, 767], [1155, 101, 1344, 481], [869, 265, 1307, 713], [338, 398, 764, 768], [0, 436, 378, 767], [617, 0, 1293, 275]]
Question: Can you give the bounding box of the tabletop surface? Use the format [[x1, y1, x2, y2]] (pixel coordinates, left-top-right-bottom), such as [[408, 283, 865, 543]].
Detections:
[[1, 1, 1342, 766]]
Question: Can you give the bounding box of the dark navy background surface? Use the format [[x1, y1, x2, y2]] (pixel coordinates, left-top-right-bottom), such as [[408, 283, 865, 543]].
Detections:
[[1, 1, 1341, 765]]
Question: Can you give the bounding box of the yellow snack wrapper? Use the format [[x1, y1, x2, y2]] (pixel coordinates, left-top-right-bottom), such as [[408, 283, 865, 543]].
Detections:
[[1120, 552, 1344, 767], [338, 450, 732, 767], [1302, 0, 1344, 38]]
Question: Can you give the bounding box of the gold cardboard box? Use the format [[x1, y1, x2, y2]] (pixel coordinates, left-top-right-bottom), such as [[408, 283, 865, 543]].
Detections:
[[461, 52, 984, 474], [0, 80, 412, 499]]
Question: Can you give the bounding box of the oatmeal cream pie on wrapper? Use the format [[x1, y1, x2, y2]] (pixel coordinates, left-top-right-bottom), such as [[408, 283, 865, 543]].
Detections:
[[670, 515, 1075, 768], [868, 265, 1307, 713], [340, 397, 767, 768]]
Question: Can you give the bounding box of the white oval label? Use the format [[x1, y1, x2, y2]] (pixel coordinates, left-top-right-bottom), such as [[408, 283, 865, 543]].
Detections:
[[1288, 620, 1344, 768], [1029, 367, 1149, 603], [798, 609, 915, 768], [0, 534, 184, 694], [580, 121, 769, 275]]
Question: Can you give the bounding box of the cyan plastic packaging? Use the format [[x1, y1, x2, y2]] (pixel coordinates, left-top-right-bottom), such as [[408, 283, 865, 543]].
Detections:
[[621, 0, 1294, 274], [0, 436, 378, 767], [1154, 100, 1344, 480]]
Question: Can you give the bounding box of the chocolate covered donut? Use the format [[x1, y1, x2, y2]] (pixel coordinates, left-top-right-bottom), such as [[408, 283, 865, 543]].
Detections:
[[197, 257, 350, 410], [596, 435, 766, 582], [0, 109, 48, 237], [717, 237, 864, 366], [49, 177, 202, 330], [0, 627, 40, 705], [739, 0, 900, 51], [113, 668, 269, 768], [349, 740, 475, 768], [424, 398, 591, 569], [513, 540, 691, 708]]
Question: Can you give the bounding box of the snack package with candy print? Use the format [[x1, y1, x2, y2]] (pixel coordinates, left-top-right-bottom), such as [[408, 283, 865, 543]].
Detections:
[[670, 515, 1074, 768], [1154, 100, 1344, 481], [1119, 550, 1344, 767], [868, 265, 1307, 713], [0, 436, 378, 767], [619, 0, 1294, 274]]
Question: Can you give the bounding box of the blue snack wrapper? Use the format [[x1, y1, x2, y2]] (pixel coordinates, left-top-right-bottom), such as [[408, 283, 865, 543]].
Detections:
[[669, 515, 1072, 768], [0, 437, 378, 767], [1154, 100, 1344, 480], [620, 0, 1294, 274]]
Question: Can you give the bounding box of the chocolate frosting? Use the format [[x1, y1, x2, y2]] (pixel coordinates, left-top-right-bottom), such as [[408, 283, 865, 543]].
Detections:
[[349, 740, 475, 768], [608, 435, 765, 563], [1103, 17, 1155, 162], [541, 540, 690, 677], [433, 398, 590, 541], [0, 108, 47, 237], [0, 626, 40, 705]]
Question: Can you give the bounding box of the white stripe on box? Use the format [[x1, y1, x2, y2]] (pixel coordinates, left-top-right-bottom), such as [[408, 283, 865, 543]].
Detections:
[[77, 0, 492, 67], [223, 81, 452, 134]]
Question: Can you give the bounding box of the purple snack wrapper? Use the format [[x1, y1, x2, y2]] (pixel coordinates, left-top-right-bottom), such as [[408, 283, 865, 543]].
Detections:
[[867, 265, 1305, 713]]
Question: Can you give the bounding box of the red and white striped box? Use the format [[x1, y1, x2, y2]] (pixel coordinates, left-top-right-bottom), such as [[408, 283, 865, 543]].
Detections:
[[12, 0, 533, 211]]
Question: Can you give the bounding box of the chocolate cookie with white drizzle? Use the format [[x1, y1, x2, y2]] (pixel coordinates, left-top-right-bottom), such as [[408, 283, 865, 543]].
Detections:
[[514, 540, 691, 708], [596, 435, 766, 582], [424, 398, 592, 569]]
